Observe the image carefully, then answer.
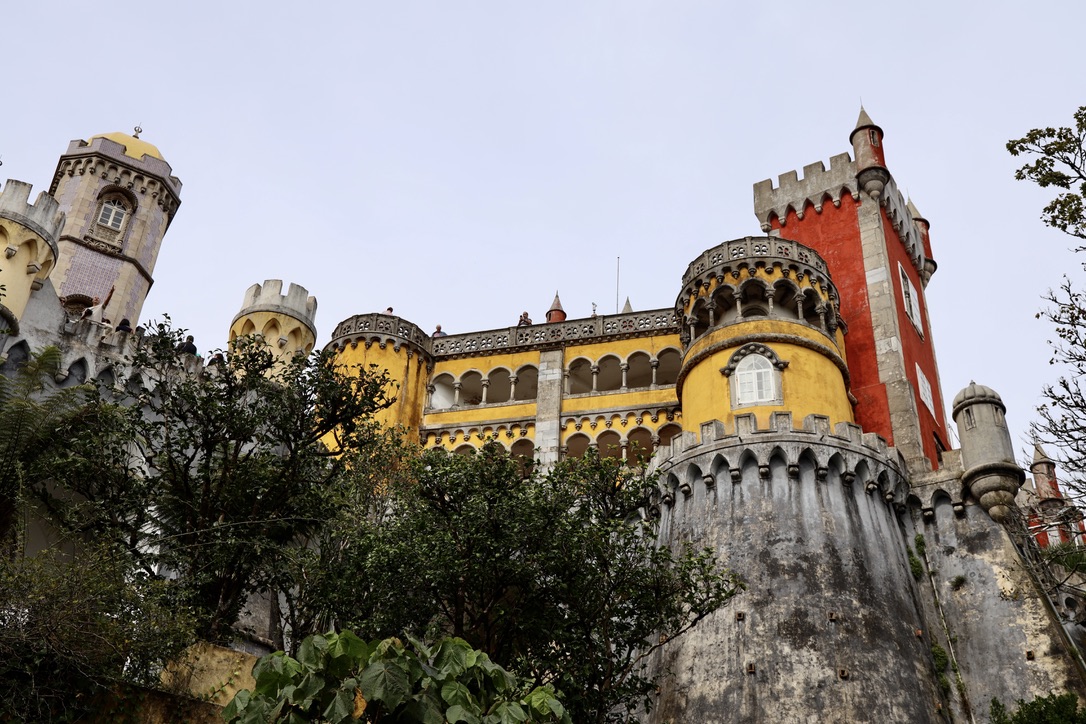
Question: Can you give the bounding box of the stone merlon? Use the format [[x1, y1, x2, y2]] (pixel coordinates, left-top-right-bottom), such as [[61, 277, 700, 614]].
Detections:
[[752, 152, 858, 230], [232, 280, 318, 334], [58, 136, 182, 195], [0, 179, 64, 256]]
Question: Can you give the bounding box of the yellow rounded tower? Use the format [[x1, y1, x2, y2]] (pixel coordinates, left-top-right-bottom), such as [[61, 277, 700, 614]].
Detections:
[[229, 280, 317, 362], [675, 236, 854, 435], [0, 180, 64, 332], [325, 312, 432, 432]]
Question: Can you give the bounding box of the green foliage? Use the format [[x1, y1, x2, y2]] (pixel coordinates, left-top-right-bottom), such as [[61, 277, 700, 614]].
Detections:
[[914, 533, 926, 558], [1009, 108, 1086, 496], [1008, 106, 1086, 244], [950, 575, 967, 591], [31, 320, 395, 642], [0, 545, 195, 723], [991, 692, 1086, 724], [223, 631, 570, 723], [0, 345, 93, 544], [931, 643, 949, 671], [300, 444, 742, 723], [907, 547, 924, 581]]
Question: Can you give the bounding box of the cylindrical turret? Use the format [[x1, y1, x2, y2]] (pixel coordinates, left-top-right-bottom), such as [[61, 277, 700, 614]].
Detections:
[[0, 180, 64, 332], [545, 292, 566, 323], [850, 107, 890, 200], [229, 280, 317, 363], [1030, 443, 1063, 510], [674, 236, 854, 436], [48, 130, 182, 326], [325, 312, 433, 431], [952, 382, 1025, 522]]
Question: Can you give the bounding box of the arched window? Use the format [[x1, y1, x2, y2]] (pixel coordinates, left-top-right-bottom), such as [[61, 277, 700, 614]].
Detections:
[[97, 199, 128, 231], [733, 354, 781, 407]]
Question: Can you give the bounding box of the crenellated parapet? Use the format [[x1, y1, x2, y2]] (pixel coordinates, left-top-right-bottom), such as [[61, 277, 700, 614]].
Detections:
[[753, 153, 858, 231], [652, 411, 907, 508], [50, 135, 182, 217], [232, 280, 317, 337], [230, 280, 318, 360], [880, 177, 928, 275], [0, 179, 65, 247], [0, 180, 65, 331]]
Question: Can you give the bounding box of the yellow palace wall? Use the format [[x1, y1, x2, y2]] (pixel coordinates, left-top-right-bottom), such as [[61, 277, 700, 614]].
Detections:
[[679, 319, 853, 434]]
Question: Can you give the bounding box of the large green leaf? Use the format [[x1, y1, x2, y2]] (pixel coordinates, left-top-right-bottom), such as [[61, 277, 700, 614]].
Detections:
[[447, 703, 483, 724], [359, 659, 410, 711]]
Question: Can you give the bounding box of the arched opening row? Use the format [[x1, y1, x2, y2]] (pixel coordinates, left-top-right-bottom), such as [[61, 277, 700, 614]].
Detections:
[[429, 365, 540, 409], [563, 423, 682, 461], [566, 348, 680, 395], [687, 278, 838, 344]]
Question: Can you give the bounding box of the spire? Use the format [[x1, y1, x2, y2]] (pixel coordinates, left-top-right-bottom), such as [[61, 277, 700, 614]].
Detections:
[[621, 296, 633, 314], [546, 291, 567, 323], [549, 292, 564, 313], [1033, 443, 1054, 466], [850, 105, 883, 143]]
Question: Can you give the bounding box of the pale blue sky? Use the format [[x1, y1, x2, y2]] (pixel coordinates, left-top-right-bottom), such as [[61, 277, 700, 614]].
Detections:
[[4, 1, 1084, 458]]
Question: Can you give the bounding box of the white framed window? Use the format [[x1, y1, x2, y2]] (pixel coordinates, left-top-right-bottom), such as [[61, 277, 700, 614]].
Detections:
[[916, 364, 934, 415], [899, 263, 923, 335], [97, 199, 128, 231], [733, 354, 781, 407]]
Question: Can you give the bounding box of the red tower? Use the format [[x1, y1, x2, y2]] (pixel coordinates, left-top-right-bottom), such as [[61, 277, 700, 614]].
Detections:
[[753, 109, 949, 470]]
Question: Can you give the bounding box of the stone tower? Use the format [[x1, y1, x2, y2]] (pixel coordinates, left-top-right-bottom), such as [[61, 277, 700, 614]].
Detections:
[[0, 180, 64, 332], [47, 130, 182, 326], [648, 237, 944, 722], [753, 108, 946, 472], [951, 382, 1024, 522], [229, 280, 318, 363]]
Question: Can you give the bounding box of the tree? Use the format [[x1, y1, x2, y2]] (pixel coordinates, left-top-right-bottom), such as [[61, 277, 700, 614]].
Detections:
[[31, 320, 395, 643], [1008, 106, 1086, 246], [0, 345, 93, 546], [1009, 107, 1086, 496], [224, 631, 570, 724], [0, 544, 195, 722], [305, 443, 742, 723]]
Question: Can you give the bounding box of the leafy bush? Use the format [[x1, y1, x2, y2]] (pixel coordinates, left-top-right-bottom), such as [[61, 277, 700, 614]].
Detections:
[[991, 692, 1086, 723], [224, 630, 569, 723]]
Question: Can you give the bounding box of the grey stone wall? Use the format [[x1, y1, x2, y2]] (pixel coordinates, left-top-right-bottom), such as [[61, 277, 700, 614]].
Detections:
[[647, 419, 944, 723]]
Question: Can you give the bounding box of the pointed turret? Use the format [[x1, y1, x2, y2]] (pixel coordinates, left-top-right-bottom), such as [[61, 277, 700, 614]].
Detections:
[[907, 196, 937, 286], [546, 292, 566, 323], [1031, 443, 1063, 504], [850, 106, 889, 199], [621, 297, 633, 314]]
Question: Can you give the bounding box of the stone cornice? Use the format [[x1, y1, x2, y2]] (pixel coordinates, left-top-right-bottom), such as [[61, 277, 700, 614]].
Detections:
[[326, 310, 681, 361]]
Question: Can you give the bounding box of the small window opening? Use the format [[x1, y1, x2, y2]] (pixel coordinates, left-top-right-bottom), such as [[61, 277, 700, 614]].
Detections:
[[98, 199, 127, 230]]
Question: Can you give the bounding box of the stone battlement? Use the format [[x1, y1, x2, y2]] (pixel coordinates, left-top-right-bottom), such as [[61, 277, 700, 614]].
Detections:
[[58, 137, 182, 194], [0, 179, 64, 251], [233, 280, 317, 334], [752, 152, 858, 231]]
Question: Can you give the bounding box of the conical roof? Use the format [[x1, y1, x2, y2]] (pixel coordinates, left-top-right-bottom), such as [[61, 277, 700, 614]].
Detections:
[[1033, 443, 1054, 466], [549, 292, 564, 313], [849, 105, 884, 143], [621, 297, 633, 314]]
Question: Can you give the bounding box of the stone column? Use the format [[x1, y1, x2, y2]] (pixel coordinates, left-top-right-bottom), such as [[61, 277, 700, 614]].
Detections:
[[535, 349, 565, 466], [620, 362, 629, 390], [453, 381, 462, 407]]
